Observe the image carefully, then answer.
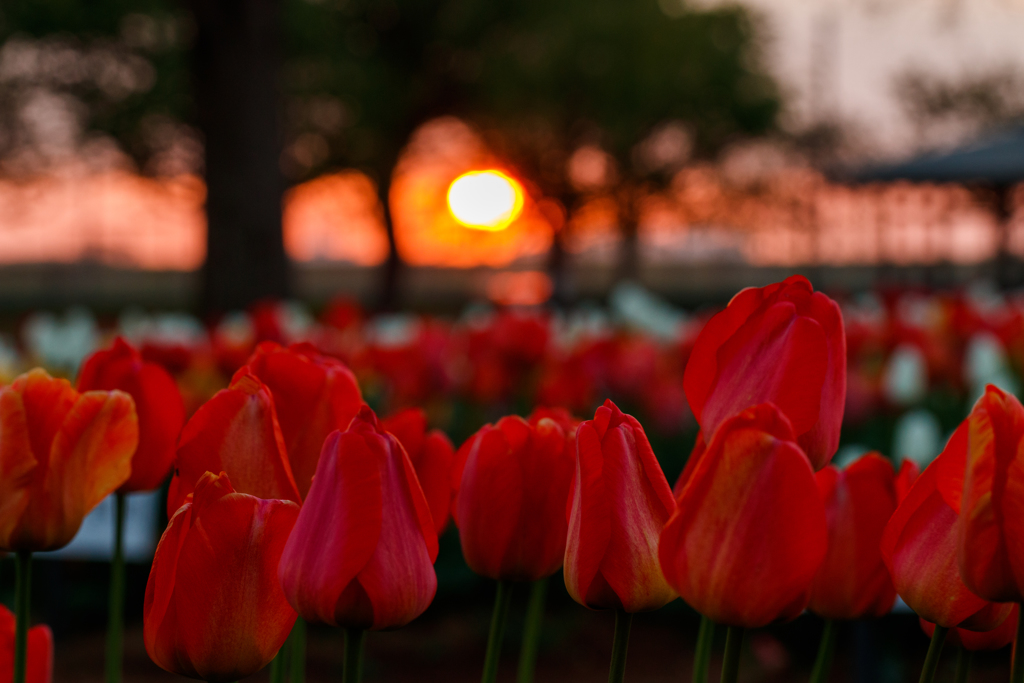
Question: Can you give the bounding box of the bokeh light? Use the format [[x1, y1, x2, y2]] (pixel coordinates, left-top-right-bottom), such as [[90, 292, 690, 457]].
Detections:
[[446, 170, 524, 231]]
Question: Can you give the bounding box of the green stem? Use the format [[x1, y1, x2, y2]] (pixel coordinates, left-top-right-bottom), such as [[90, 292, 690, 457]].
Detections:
[[516, 578, 548, 683], [291, 617, 307, 683], [13, 551, 32, 683], [481, 580, 513, 683], [105, 493, 126, 683], [342, 628, 365, 683], [720, 626, 744, 683], [919, 625, 948, 683], [809, 619, 838, 683], [1012, 607, 1024, 683], [692, 616, 714, 683], [269, 636, 290, 683], [607, 610, 633, 683], [954, 647, 972, 683]]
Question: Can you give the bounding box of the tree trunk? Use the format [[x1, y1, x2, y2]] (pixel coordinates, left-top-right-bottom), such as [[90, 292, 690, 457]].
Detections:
[[190, 0, 289, 314], [377, 171, 403, 312]]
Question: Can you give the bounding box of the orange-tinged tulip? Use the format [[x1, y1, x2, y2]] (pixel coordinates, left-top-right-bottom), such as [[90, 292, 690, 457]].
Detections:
[[809, 454, 913, 620], [245, 342, 362, 499], [167, 370, 300, 516], [77, 337, 186, 492], [381, 408, 455, 535], [881, 422, 1014, 629], [958, 384, 1024, 603], [660, 403, 827, 627], [278, 406, 438, 630], [564, 400, 676, 612], [920, 603, 1019, 651], [453, 414, 574, 582], [0, 369, 138, 551], [683, 275, 846, 470], [0, 604, 52, 683], [144, 471, 299, 682]]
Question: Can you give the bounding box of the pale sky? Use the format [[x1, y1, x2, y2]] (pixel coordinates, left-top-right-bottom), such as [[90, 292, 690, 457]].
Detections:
[[690, 0, 1024, 159]]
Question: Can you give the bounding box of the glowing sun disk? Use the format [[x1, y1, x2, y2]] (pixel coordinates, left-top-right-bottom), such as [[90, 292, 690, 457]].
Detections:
[[447, 170, 524, 231]]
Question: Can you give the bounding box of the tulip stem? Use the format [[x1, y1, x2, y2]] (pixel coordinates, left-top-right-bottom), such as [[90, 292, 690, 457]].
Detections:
[[919, 625, 948, 683], [809, 619, 838, 683], [13, 551, 32, 683], [517, 578, 548, 683], [607, 609, 633, 683], [291, 617, 307, 683], [106, 493, 126, 683], [481, 580, 513, 683], [270, 636, 290, 683], [720, 626, 744, 683], [954, 648, 972, 683], [1013, 607, 1024, 683], [342, 628, 364, 683], [692, 616, 714, 683]]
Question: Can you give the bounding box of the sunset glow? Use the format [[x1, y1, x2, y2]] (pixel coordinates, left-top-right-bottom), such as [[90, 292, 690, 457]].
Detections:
[[446, 170, 524, 231]]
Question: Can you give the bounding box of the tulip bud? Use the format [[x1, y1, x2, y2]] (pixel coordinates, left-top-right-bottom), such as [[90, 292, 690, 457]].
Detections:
[[0, 604, 53, 683], [565, 400, 676, 612], [920, 604, 1019, 651], [881, 422, 1014, 630], [809, 453, 909, 620], [168, 370, 300, 516], [245, 342, 362, 499], [958, 385, 1024, 603], [278, 406, 438, 630], [453, 413, 574, 582], [0, 369, 138, 552], [684, 275, 846, 470], [660, 403, 827, 627], [144, 472, 299, 682], [382, 408, 455, 536], [77, 337, 186, 492]]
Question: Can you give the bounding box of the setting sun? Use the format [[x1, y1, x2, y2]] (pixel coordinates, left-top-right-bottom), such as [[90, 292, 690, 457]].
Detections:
[[446, 170, 524, 231]]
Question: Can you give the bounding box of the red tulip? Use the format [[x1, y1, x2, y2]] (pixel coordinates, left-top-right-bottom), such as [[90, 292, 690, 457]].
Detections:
[[683, 275, 846, 470], [0, 604, 52, 683], [381, 408, 455, 536], [453, 413, 574, 582], [144, 471, 299, 682], [564, 400, 676, 612], [245, 342, 363, 499], [0, 369, 138, 551], [167, 370, 301, 516], [881, 422, 1014, 629], [660, 403, 827, 627], [278, 406, 438, 630], [957, 385, 1024, 603], [77, 337, 186, 492], [920, 603, 1020, 651], [808, 453, 911, 620]]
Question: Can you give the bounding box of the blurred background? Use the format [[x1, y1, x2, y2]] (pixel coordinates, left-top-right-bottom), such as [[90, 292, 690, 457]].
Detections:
[[2, 0, 1024, 680]]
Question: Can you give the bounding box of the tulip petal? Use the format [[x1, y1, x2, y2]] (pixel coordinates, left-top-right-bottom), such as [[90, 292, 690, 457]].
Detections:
[[0, 390, 36, 548], [356, 432, 438, 630], [245, 342, 362, 499], [702, 302, 828, 443], [597, 421, 677, 611], [173, 494, 298, 682], [143, 503, 194, 677], [279, 431, 383, 626], [683, 284, 776, 422], [457, 426, 525, 578], [171, 372, 300, 514], [809, 454, 898, 620], [12, 390, 137, 550], [564, 421, 611, 606], [660, 406, 827, 628]]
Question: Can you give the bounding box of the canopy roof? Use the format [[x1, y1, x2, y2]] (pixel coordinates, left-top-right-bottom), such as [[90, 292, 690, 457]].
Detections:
[[842, 125, 1024, 185]]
